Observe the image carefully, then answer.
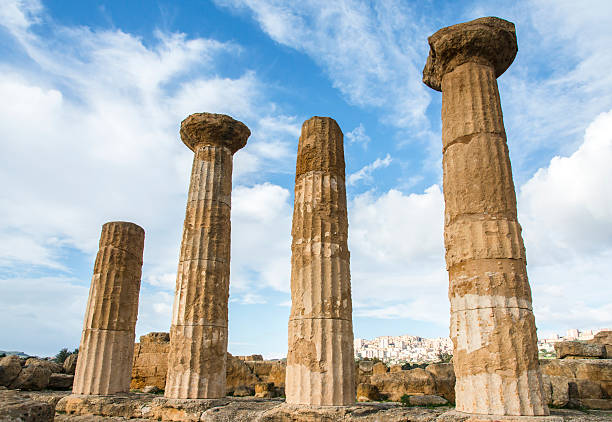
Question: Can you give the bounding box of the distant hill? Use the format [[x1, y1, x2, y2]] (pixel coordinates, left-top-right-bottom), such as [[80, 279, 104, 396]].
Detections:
[[0, 350, 30, 358]]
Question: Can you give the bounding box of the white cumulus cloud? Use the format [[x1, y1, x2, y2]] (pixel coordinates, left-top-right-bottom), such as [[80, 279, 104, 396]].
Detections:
[[0, 0, 297, 354], [349, 185, 448, 326], [518, 110, 612, 332]]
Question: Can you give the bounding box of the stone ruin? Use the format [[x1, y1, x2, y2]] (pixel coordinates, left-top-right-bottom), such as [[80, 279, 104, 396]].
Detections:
[[130, 332, 170, 391], [72, 221, 145, 396], [164, 113, 250, 399], [422, 17, 549, 418], [130, 332, 286, 398], [3, 15, 612, 422], [286, 116, 355, 406]]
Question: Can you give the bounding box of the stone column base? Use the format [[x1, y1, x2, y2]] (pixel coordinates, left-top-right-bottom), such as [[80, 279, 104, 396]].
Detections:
[[438, 410, 563, 422]]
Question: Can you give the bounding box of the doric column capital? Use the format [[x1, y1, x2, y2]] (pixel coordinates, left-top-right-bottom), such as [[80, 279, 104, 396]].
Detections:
[[422, 17, 517, 91], [180, 113, 250, 154]]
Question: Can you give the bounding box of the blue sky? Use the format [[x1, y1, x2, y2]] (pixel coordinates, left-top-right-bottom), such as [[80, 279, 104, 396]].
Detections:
[[1, 0, 611, 358]]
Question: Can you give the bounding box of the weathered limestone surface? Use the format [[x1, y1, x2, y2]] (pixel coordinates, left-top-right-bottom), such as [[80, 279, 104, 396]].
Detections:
[[427, 363, 457, 403], [0, 355, 22, 386], [371, 368, 437, 402], [590, 331, 612, 346], [165, 113, 250, 399], [540, 359, 612, 409], [130, 333, 170, 390], [372, 362, 388, 376], [51, 392, 612, 421], [55, 393, 451, 421], [25, 358, 63, 374], [2, 389, 610, 421], [589, 331, 612, 358], [437, 410, 562, 422], [48, 374, 75, 390], [1, 355, 76, 391], [129, 332, 285, 396], [555, 342, 606, 359], [63, 354, 78, 375], [0, 389, 55, 422], [423, 17, 548, 416], [10, 363, 52, 391], [285, 116, 355, 406], [226, 354, 261, 395], [354, 361, 456, 403], [237, 355, 264, 361], [72, 221, 144, 396], [356, 383, 380, 402]]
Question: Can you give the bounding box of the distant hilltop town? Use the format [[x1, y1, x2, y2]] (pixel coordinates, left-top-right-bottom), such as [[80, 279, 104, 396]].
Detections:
[[354, 335, 453, 364], [355, 328, 611, 364], [537, 327, 612, 353]]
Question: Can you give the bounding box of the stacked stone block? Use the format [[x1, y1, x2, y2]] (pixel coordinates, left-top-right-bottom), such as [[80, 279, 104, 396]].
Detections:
[[165, 113, 250, 399], [422, 17, 549, 416], [285, 116, 355, 405], [73, 221, 144, 395], [131, 333, 170, 390]]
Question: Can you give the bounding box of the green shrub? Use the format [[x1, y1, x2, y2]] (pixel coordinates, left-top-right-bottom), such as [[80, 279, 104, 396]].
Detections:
[[54, 348, 70, 363], [437, 351, 453, 363]]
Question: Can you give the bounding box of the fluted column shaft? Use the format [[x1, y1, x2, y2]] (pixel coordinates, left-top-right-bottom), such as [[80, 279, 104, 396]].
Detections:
[[286, 116, 355, 406], [422, 17, 548, 417], [165, 113, 249, 399], [73, 221, 144, 395], [442, 61, 547, 416]]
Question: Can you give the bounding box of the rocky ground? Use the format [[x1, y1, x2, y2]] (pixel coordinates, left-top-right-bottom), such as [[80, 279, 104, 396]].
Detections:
[[2, 389, 612, 422], [1, 332, 610, 420]]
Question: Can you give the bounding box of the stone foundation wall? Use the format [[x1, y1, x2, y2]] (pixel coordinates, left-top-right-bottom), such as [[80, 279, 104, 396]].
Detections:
[[130, 333, 170, 390], [130, 332, 286, 395], [553, 330, 612, 359], [356, 359, 612, 409], [356, 362, 455, 403], [129, 332, 611, 409], [540, 359, 612, 409], [236, 354, 263, 361]]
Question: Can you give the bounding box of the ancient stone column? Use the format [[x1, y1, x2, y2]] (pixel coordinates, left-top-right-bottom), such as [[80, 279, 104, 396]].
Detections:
[[285, 116, 355, 405], [165, 113, 250, 399], [72, 221, 144, 395], [422, 17, 549, 416]]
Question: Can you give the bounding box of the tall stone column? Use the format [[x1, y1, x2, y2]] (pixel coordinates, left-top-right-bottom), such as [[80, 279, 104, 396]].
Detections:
[[165, 113, 250, 399], [285, 116, 355, 406], [73, 221, 144, 395], [422, 18, 549, 416]]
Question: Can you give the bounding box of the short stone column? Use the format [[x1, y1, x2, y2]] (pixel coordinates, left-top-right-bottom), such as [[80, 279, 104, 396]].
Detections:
[[285, 116, 355, 405], [73, 221, 144, 395], [165, 113, 250, 399], [422, 18, 549, 416]]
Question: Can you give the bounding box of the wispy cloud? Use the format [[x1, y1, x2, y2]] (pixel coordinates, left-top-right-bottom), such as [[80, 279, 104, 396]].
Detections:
[[348, 154, 392, 186], [230, 293, 268, 305], [469, 0, 612, 179], [345, 123, 371, 148], [215, 0, 434, 133]]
